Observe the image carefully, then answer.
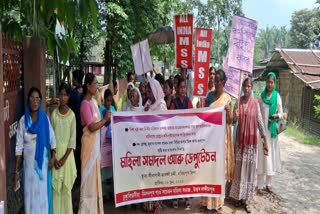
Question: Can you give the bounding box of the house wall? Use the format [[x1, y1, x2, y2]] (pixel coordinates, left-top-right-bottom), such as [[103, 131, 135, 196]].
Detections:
[[278, 69, 304, 122], [302, 87, 320, 136], [277, 69, 320, 136]]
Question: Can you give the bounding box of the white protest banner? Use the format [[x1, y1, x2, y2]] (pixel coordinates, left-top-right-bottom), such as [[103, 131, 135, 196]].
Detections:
[[228, 16, 258, 73], [112, 107, 226, 207], [174, 14, 193, 69], [131, 39, 153, 75], [0, 201, 3, 214], [193, 28, 212, 97]]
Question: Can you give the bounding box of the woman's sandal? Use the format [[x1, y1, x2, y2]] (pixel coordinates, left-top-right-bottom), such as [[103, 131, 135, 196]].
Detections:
[[172, 200, 178, 209], [154, 202, 162, 214], [185, 199, 191, 209], [266, 185, 273, 193], [235, 200, 244, 207], [199, 206, 207, 212], [244, 204, 252, 213], [216, 207, 223, 214], [256, 188, 264, 195]]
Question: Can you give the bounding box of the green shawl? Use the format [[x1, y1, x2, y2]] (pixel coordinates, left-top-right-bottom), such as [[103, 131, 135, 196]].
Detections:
[[261, 72, 278, 138]]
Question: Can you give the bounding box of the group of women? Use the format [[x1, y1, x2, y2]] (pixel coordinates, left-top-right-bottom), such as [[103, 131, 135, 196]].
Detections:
[[14, 84, 77, 214], [200, 70, 283, 213], [13, 68, 283, 214]]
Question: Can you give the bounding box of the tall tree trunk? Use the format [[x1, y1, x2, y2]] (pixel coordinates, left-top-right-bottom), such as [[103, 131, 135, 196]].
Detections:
[[217, 20, 221, 64], [53, 49, 59, 97], [79, 39, 85, 70], [113, 58, 117, 81], [104, 39, 111, 85]]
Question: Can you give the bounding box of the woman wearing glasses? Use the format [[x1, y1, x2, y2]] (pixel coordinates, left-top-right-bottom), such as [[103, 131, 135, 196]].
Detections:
[[14, 87, 57, 214]]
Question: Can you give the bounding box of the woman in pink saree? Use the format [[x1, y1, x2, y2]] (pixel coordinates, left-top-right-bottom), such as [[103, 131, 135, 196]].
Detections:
[[79, 73, 110, 214]]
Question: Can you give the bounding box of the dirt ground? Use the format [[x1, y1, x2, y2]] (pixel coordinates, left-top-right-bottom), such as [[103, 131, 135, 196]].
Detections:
[[7, 128, 319, 214], [72, 134, 320, 214]]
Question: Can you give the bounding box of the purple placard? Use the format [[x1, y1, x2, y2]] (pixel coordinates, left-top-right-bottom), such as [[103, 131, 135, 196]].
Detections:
[[228, 16, 257, 73], [223, 57, 241, 98]]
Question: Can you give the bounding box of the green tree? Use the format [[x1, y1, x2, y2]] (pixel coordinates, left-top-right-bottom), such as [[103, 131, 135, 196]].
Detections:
[[69, 17, 104, 68], [186, 0, 243, 64], [99, 0, 244, 81], [100, 0, 187, 82], [254, 26, 291, 63], [1, 0, 100, 95], [149, 0, 190, 72], [314, 95, 320, 119], [0, 0, 99, 63], [290, 8, 320, 49]]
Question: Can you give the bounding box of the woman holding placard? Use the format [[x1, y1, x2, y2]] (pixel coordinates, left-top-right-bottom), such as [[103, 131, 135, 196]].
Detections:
[[229, 78, 268, 213], [78, 73, 110, 214]]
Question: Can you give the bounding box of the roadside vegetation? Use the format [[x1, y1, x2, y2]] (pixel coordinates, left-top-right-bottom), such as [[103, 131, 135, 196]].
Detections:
[[284, 122, 320, 146]]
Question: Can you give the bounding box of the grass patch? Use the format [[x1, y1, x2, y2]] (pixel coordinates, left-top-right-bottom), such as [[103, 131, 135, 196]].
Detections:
[[284, 125, 320, 145]]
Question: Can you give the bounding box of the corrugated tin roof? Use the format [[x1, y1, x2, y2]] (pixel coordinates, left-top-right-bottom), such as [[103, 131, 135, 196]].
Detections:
[[253, 66, 266, 70], [266, 48, 320, 89]]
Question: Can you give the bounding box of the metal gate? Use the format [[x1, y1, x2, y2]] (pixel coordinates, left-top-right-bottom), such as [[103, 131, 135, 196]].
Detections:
[[0, 33, 25, 213]]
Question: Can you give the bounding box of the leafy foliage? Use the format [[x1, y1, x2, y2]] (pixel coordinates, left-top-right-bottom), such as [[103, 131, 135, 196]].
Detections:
[[254, 26, 291, 62], [290, 8, 320, 49], [1, 0, 244, 81], [99, 0, 244, 80], [100, 0, 188, 80], [186, 0, 243, 64], [68, 17, 104, 67], [0, 0, 99, 64], [314, 95, 320, 119]]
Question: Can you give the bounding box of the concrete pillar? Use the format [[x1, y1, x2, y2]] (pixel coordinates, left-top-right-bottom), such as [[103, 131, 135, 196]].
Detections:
[[23, 36, 46, 109]]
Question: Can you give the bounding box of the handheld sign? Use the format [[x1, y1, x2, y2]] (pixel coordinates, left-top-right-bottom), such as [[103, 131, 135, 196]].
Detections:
[[174, 14, 193, 69], [228, 16, 258, 73], [131, 39, 153, 75], [193, 28, 212, 97], [223, 57, 241, 98]]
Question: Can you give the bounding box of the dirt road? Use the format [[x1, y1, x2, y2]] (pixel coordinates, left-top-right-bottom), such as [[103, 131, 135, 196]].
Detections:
[[270, 134, 320, 214], [103, 134, 320, 213]]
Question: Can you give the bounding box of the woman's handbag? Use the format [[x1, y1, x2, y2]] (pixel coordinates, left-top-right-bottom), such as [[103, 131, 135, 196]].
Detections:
[[277, 118, 287, 134]]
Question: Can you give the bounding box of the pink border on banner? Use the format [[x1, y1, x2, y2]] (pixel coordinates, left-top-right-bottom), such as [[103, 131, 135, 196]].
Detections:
[[113, 112, 223, 125]]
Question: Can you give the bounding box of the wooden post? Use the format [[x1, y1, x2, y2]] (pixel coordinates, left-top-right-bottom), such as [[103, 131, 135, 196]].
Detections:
[[237, 70, 243, 110], [0, 33, 7, 211], [23, 36, 46, 109]]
